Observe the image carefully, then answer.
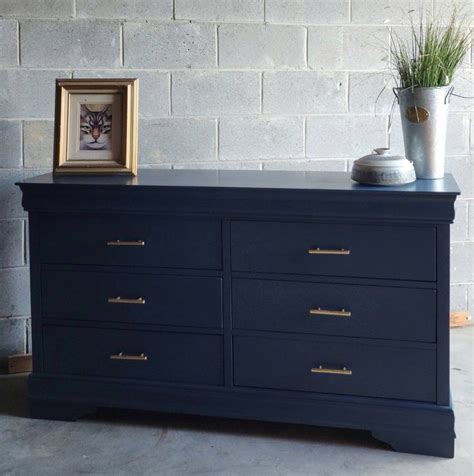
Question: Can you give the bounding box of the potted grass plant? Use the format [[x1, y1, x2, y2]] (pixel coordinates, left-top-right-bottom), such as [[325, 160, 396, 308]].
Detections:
[[391, 10, 471, 179]]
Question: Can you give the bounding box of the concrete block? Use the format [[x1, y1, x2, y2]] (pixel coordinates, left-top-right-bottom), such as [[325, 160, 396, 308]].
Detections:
[[0, 169, 49, 219], [23, 121, 54, 168], [175, 0, 263, 22], [263, 72, 347, 114], [265, 0, 350, 24], [139, 164, 173, 170], [219, 116, 304, 160], [0, 170, 27, 219], [219, 24, 305, 69], [263, 160, 346, 171], [307, 115, 387, 158], [72, 70, 170, 118], [468, 285, 474, 314], [0, 69, 70, 119], [451, 71, 474, 112], [450, 284, 468, 312], [139, 119, 216, 164], [76, 0, 172, 19], [0, 20, 17, 66], [452, 200, 468, 242], [124, 22, 216, 69], [172, 71, 260, 116], [451, 242, 474, 283], [352, 1, 428, 24], [0, 170, 23, 218], [26, 317, 31, 353], [434, 0, 473, 18], [0, 0, 74, 17], [173, 162, 262, 170], [308, 26, 344, 70], [387, 115, 406, 154], [471, 114, 473, 152], [469, 202, 474, 239], [446, 115, 470, 155], [0, 267, 30, 318], [20, 20, 121, 68], [0, 219, 23, 267], [308, 26, 390, 70], [390, 114, 470, 157], [349, 72, 395, 114], [0, 121, 22, 168], [0, 317, 26, 358], [446, 156, 473, 199]]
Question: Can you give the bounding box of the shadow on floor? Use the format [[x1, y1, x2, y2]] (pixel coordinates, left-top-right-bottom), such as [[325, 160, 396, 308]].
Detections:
[[0, 373, 389, 452], [98, 406, 389, 451]]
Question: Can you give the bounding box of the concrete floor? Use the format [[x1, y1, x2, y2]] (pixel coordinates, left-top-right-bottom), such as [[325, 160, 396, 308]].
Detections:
[[0, 328, 472, 476]]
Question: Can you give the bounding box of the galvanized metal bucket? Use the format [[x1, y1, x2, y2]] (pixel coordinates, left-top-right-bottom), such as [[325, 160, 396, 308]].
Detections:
[[394, 86, 453, 179]]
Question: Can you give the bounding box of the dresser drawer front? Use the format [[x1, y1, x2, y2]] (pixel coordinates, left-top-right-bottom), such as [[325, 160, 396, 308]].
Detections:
[[231, 221, 436, 281], [234, 336, 436, 402], [233, 279, 436, 342], [40, 214, 222, 270], [43, 270, 223, 329], [43, 326, 224, 386]]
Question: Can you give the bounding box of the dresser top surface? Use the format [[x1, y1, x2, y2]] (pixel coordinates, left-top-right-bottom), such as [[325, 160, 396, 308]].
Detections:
[[18, 169, 460, 195]]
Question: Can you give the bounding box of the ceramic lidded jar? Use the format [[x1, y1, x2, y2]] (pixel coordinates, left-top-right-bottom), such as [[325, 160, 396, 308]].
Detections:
[[351, 148, 416, 186]]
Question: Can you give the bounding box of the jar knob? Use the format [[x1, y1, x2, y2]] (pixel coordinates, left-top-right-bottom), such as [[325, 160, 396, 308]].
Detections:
[[373, 148, 391, 156]]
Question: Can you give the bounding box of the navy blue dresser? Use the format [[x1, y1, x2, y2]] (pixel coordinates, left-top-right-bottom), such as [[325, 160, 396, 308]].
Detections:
[[17, 170, 460, 457]]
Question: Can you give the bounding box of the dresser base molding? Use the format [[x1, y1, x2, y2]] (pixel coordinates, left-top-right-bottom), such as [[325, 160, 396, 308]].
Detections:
[[28, 374, 455, 458], [371, 428, 455, 459]]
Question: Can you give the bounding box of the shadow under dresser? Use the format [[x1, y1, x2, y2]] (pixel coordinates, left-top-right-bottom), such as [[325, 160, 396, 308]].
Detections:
[[17, 169, 460, 458]]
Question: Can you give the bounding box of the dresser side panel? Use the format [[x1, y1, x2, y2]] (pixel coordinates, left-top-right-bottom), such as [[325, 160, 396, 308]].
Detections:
[[27, 212, 43, 373], [436, 224, 451, 406]]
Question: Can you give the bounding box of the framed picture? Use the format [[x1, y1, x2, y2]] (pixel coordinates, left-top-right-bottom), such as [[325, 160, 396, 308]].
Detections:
[[53, 78, 138, 175]]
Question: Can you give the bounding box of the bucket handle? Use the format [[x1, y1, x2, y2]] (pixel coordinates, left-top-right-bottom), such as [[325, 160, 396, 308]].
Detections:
[[393, 87, 400, 103], [445, 86, 454, 104]]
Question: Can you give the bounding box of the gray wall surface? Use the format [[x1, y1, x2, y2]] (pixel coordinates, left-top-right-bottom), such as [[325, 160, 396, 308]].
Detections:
[[0, 0, 473, 358]]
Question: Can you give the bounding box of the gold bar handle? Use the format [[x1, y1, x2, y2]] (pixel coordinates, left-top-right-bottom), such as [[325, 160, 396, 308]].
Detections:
[[110, 352, 148, 362], [311, 365, 352, 376], [108, 296, 146, 305], [309, 307, 351, 318], [308, 248, 350, 255], [107, 240, 145, 246]]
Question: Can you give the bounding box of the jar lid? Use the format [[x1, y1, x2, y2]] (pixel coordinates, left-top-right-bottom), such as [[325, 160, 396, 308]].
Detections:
[[355, 148, 410, 169]]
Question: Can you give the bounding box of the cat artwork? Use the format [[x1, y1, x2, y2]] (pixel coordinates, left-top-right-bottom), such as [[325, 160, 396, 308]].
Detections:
[[79, 104, 112, 151]]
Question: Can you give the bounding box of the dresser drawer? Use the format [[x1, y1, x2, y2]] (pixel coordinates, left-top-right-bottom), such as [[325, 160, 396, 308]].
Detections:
[[40, 214, 222, 270], [43, 326, 224, 386], [232, 279, 435, 342], [234, 336, 435, 402], [42, 270, 222, 329], [231, 221, 436, 281]]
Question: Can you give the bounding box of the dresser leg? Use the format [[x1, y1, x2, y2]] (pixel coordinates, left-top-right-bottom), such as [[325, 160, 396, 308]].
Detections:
[[371, 428, 455, 458], [29, 399, 96, 422]]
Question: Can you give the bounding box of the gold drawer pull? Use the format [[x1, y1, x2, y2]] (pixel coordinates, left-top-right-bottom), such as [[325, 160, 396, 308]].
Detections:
[[308, 248, 350, 255], [311, 365, 352, 376], [108, 296, 146, 305], [110, 352, 148, 362], [309, 307, 351, 318], [107, 240, 145, 246]]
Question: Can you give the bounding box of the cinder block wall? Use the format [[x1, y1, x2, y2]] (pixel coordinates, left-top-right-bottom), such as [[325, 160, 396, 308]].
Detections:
[[0, 0, 473, 358]]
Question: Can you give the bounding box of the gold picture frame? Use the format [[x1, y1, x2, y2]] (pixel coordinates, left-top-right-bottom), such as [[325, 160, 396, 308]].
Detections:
[[53, 78, 138, 176]]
